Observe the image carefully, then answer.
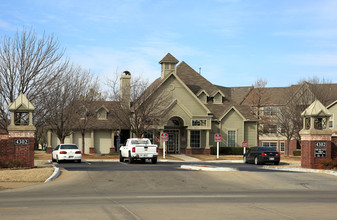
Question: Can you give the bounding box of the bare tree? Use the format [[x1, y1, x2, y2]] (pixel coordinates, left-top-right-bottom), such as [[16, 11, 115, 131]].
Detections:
[[106, 72, 170, 138], [245, 78, 270, 144], [277, 77, 333, 155], [0, 28, 68, 131], [75, 86, 103, 153], [43, 65, 94, 144]]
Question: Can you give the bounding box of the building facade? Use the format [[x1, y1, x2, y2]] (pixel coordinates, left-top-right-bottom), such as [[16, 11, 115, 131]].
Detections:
[[48, 53, 258, 154]]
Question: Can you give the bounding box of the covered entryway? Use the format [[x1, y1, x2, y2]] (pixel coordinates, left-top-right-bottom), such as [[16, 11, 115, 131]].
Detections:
[[164, 117, 186, 154], [164, 130, 179, 153]]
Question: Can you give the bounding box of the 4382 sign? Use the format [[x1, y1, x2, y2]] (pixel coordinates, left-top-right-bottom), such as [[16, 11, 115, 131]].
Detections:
[[14, 139, 29, 145]]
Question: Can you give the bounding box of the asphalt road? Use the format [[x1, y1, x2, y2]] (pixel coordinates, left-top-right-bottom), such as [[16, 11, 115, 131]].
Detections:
[[1, 161, 337, 220]]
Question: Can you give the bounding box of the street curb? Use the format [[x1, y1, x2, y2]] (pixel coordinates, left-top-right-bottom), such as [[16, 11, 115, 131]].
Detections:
[[181, 165, 238, 171], [44, 165, 60, 183], [263, 166, 337, 177]]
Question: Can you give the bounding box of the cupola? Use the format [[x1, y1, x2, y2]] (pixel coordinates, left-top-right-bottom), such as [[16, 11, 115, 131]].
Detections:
[[159, 53, 179, 79]]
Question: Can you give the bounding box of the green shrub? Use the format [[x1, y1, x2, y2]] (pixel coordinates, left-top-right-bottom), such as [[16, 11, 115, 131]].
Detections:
[[210, 146, 244, 155], [293, 150, 301, 156]]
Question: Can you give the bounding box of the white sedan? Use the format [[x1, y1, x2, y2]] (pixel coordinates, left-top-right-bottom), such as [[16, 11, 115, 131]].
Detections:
[[52, 144, 82, 163]]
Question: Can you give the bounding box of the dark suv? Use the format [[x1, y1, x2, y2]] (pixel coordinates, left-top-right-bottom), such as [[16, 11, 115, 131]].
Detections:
[[244, 146, 280, 165]]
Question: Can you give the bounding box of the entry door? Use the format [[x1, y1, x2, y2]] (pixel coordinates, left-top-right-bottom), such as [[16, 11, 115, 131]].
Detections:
[[167, 134, 175, 153], [165, 130, 179, 154]]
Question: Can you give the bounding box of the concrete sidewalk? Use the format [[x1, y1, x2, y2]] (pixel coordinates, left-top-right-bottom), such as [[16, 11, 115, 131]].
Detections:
[[169, 154, 202, 162]]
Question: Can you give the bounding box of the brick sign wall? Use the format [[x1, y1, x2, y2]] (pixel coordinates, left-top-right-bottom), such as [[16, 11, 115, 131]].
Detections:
[[0, 133, 35, 168]]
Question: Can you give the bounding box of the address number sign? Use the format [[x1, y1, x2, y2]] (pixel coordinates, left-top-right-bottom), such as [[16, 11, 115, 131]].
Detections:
[[14, 139, 29, 145]]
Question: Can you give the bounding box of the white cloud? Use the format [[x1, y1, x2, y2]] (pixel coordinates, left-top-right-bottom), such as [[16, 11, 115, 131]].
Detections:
[[0, 18, 15, 31], [288, 53, 337, 67], [273, 29, 337, 39]]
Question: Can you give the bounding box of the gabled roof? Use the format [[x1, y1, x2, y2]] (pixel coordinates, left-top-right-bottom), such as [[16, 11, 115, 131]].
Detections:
[[212, 90, 225, 97], [70, 101, 128, 130], [301, 100, 332, 117], [8, 93, 35, 111], [159, 53, 179, 64], [176, 61, 218, 96], [95, 105, 109, 113], [327, 100, 337, 109], [196, 89, 210, 97], [206, 102, 256, 121]]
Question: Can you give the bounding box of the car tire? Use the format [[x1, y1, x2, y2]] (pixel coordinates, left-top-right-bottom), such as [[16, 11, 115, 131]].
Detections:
[[243, 156, 247, 164], [120, 152, 124, 162], [128, 152, 134, 164], [56, 156, 61, 163], [77, 159, 81, 163], [254, 157, 260, 165], [52, 156, 56, 162], [151, 158, 157, 164], [274, 161, 279, 165]]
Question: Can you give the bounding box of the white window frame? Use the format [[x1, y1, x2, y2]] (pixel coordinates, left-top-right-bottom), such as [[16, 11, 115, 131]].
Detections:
[[192, 120, 207, 126], [227, 130, 236, 147], [262, 142, 277, 150], [280, 142, 285, 152], [329, 114, 334, 129]]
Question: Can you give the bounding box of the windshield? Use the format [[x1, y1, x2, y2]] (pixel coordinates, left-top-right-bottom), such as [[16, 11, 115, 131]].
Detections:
[[131, 140, 150, 145]]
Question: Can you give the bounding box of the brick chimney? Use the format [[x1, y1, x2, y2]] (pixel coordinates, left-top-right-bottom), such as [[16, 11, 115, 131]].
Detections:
[[120, 71, 131, 107]]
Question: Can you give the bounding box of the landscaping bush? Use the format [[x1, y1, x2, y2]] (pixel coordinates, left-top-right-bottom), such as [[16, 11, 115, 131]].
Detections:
[[293, 150, 301, 156], [0, 159, 26, 168], [210, 146, 244, 155], [319, 159, 337, 170]]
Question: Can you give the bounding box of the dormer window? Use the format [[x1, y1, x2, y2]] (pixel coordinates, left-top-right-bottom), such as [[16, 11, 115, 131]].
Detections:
[[96, 106, 109, 120], [213, 92, 223, 104], [197, 90, 208, 104]]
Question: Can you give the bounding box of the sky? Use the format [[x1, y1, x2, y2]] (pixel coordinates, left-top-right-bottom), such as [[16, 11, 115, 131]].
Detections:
[[1, 0, 336, 88]]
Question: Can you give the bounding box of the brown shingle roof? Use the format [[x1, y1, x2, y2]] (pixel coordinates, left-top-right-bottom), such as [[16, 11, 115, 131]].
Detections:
[[71, 101, 129, 130], [176, 61, 218, 96], [159, 53, 179, 64], [205, 102, 257, 121]]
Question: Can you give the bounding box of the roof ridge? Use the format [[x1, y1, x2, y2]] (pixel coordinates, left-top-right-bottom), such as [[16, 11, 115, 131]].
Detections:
[[159, 53, 179, 64]]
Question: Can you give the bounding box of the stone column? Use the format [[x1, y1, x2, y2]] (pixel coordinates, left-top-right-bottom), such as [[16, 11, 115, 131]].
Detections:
[[206, 130, 210, 149], [47, 130, 52, 147], [111, 130, 115, 153], [70, 133, 73, 143], [187, 129, 191, 149], [90, 130, 95, 153]]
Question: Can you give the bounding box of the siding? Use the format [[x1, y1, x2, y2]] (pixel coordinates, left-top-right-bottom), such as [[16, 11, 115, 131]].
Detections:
[[164, 75, 209, 116], [244, 121, 257, 147], [94, 130, 111, 154], [73, 132, 91, 154], [221, 109, 244, 147]]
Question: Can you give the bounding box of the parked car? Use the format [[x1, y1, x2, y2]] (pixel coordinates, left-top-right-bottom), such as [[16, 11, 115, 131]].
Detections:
[[243, 146, 280, 165], [120, 138, 158, 164], [52, 144, 82, 163]]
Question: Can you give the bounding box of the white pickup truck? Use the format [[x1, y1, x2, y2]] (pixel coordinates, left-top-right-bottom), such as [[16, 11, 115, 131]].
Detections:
[[120, 138, 158, 164]]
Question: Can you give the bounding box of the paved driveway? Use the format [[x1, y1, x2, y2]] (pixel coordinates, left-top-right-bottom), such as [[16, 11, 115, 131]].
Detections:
[[1, 161, 337, 220]]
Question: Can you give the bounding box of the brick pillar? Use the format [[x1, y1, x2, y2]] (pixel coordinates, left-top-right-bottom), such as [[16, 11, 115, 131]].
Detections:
[[331, 133, 337, 159], [300, 135, 332, 169], [8, 132, 35, 168]]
